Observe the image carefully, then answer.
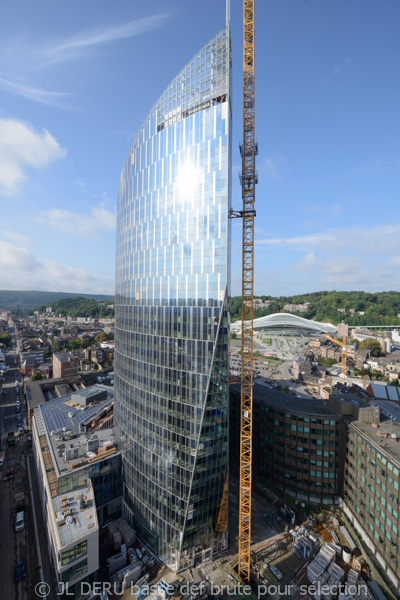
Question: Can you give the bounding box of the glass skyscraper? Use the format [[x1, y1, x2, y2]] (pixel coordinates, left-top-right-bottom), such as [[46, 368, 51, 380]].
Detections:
[[114, 26, 231, 571]]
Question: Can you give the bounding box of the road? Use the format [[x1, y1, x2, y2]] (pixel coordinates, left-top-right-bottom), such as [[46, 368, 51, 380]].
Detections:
[[0, 330, 39, 600]]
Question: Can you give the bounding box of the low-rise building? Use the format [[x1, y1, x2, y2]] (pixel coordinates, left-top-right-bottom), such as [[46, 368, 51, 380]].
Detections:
[[53, 352, 80, 378], [293, 358, 312, 380]]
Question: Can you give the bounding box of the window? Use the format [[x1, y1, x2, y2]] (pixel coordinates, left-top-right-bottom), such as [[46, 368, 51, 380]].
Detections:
[[61, 541, 88, 566], [61, 558, 87, 582]]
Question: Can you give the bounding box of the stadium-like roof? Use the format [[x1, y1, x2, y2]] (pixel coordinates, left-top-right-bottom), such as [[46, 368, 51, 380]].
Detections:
[[231, 312, 337, 337]]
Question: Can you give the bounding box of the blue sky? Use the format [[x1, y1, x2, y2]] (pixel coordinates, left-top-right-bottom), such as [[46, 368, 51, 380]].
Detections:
[[0, 0, 399, 296]]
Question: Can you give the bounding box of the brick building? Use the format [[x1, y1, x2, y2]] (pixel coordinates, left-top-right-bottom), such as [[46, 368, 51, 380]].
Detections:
[[53, 352, 80, 378]]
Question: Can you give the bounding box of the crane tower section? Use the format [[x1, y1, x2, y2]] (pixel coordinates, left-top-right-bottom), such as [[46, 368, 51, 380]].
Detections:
[[238, 0, 257, 582]]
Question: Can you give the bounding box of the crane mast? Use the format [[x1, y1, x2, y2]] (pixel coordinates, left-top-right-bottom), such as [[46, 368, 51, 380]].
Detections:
[[238, 0, 256, 582]]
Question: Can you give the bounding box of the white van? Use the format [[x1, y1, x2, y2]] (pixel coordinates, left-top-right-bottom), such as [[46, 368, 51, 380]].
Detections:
[[15, 511, 24, 532]]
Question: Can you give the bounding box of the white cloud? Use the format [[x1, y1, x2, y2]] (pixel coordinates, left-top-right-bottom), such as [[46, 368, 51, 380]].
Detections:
[[294, 252, 371, 286], [4, 230, 34, 247], [295, 252, 323, 272], [0, 241, 41, 271], [0, 241, 113, 293], [0, 118, 66, 195], [37, 206, 116, 238], [256, 223, 400, 256]]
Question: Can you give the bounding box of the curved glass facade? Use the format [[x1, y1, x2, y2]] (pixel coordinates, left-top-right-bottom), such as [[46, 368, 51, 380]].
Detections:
[[114, 27, 231, 570]]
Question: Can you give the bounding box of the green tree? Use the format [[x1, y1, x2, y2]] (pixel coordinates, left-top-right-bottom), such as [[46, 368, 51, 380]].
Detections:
[[80, 338, 91, 349], [52, 340, 61, 353], [95, 332, 109, 344], [0, 333, 11, 347], [67, 339, 81, 350], [30, 372, 43, 381], [359, 338, 383, 357]]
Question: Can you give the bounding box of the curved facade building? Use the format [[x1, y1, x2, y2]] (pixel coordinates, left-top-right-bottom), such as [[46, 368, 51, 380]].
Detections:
[[230, 384, 344, 505], [231, 312, 337, 337], [114, 27, 231, 571]]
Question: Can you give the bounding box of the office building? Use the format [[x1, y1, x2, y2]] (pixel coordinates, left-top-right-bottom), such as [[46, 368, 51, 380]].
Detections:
[[114, 27, 231, 571], [343, 416, 400, 592], [230, 384, 344, 505], [32, 386, 122, 595]]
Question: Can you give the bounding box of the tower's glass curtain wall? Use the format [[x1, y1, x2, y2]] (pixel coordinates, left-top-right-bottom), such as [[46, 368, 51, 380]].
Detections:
[[114, 27, 231, 571]]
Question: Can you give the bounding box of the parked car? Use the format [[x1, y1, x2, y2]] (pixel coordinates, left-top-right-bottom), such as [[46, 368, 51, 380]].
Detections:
[[15, 558, 25, 581]]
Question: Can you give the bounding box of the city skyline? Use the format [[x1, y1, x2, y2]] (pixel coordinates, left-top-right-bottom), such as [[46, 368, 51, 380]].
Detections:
[[1, 0, 400, 296]]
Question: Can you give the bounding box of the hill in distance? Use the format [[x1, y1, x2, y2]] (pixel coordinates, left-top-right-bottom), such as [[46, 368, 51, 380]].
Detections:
[[230, 290, 400, 327], [0, 290, 114, 311]]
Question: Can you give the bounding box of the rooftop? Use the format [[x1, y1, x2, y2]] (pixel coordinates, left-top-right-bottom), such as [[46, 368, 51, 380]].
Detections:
[[349, 414, 400, 466], [54, 352, 78, 362], [25, 376, 83, 411], [368, 383, 400, 402], [50, 428, 117, 476], [39, 385, 113, 436], [53, 481, 97, 547], [36, 385, 116, 477], [231, 383, 341, 418]]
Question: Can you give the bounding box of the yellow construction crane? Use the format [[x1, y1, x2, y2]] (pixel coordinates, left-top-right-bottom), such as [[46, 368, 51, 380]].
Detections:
[[229, 0, 257, 582], [322, 334, 347, 384]]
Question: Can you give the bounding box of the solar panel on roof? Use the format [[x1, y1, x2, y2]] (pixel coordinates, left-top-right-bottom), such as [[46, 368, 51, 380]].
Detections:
[[71, 397, 112, 425], [388, 386, 399, 402]]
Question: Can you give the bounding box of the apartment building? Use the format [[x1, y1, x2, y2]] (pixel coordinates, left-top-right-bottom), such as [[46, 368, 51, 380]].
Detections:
[[53, 352, 80, 378]]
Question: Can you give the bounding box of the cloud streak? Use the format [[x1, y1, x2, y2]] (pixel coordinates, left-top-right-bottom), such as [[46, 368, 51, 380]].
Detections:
[[41, 13, 173, 65], [0, 12, 173, 107], [0, 76, 70, 107]]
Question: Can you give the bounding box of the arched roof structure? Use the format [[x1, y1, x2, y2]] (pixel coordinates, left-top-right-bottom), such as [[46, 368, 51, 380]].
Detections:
[[231, 312, 337, 337]]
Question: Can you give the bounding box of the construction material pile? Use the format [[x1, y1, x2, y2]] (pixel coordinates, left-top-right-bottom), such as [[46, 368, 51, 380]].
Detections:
[[107, 543, 127, 576]]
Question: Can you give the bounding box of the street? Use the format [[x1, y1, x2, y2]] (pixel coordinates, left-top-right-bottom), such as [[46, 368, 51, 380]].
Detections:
[[0, 329, 40, 600]]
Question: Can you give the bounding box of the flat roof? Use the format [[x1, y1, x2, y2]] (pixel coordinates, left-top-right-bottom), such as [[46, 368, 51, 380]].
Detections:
[[50, 428, 117, 476], [54, 352, 77, 361], [36, 385, 117, 477], [25, 376, 83, 411], [53, 481, 97, 547], [72, 387, 105, 400], [230, 383, 341, 418], [349, 415, 400, 466]]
